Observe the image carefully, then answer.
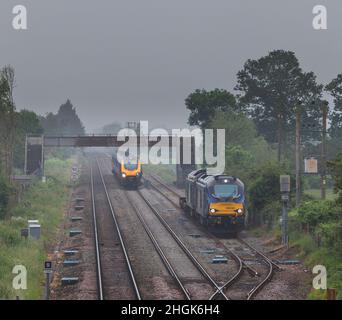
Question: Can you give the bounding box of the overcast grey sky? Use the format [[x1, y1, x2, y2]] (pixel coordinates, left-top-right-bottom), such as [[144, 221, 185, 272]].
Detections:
[[0, 0, 340, 132]]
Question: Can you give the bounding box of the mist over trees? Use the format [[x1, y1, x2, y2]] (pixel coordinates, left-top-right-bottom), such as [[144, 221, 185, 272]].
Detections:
[[0, 66, 88, 220], [41, 99, 85, 136], [185, 49, 342, 228], [326, 74, 342, 139], [235, 50, 323, 162], [185, 89, 236, 130], [0, 67, 85, 173], [99, 121, 122, 135]]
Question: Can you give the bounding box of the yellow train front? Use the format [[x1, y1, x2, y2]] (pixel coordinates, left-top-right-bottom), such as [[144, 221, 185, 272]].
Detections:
[[180, 169, 246, 235], [112, 156, 143, 187]]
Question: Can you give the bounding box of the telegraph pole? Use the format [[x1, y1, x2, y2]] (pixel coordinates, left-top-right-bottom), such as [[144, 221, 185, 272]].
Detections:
[[321, 101, 328, 200], [295, 105, 302, 207]]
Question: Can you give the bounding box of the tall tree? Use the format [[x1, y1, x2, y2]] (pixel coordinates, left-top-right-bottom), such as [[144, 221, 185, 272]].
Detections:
[[208, 110, 258, 148], [325, 74, 342, 139], [0, 65, 16, 179], [41, 99, 85, 136], [327, 152, 342, 204], [235, 50, 322, 161], [14, 110, 43, 170], [185, 89, 236, 129]]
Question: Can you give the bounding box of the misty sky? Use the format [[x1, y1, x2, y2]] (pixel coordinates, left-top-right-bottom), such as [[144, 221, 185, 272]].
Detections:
[[0, 0, 340, 132]]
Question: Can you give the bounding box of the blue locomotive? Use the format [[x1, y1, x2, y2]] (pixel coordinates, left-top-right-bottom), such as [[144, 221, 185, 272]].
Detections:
[[180, 169, 246, 234]]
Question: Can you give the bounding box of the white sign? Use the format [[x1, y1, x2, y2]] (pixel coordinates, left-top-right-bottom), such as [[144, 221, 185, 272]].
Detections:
[[305, 158, 318, 174]]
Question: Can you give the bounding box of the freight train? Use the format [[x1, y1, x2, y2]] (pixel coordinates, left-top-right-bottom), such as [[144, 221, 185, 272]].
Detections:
[[112, 155, 143, 187], [180, 169, 246, 234]]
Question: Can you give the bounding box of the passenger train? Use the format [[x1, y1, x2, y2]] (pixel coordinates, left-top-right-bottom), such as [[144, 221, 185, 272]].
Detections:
[[112, 155, 143, 187], [180, 169, 246, 234]]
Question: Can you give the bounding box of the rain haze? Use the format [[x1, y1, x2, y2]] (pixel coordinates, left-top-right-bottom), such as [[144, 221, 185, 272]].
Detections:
[[0, 0, 340, 132]]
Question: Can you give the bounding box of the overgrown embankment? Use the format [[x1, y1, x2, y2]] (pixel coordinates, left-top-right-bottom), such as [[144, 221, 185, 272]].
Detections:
[[0, 158, 74, 299], [287, 199, 342, 300]]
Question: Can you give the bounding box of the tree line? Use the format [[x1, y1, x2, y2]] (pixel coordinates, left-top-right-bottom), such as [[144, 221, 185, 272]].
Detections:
[[186, 50, 341, 161], [185, 49, 342, 226], [0, 65, 84, 218]]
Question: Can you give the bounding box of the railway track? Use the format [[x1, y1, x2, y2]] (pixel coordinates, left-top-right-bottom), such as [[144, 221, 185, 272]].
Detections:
[[135, 188, 229, 300], [99, 156, 229, 300], [145, 172, 281, 300], [90, 159, 141, 300], [90, 165, 104, 300], [124, 190, 191, 300], [147, 173, 184, 198]]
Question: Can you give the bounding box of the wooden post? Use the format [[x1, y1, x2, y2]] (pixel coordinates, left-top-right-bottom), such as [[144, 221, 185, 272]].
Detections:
[[295, 105, 302, 207], [44, 272, 50, 300], [321, 102, 328, 200], [24, 135, 28, 175], [326, 288, 336, 300]]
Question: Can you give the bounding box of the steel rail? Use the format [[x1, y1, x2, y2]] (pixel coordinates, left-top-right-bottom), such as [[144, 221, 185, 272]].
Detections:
[[125, 191, 191, 300], [237, 238, 281, 300], [238, 238, 282, 271], [146, 173, 276, 300], [101, 158, 224, 299], [105, 157, 275, 300], [90, 165, 104, 300], [136, 188, 229, 300], [95, 158, 142, 300], [144, 175, 184, 209], [147, 173, 183, 198]]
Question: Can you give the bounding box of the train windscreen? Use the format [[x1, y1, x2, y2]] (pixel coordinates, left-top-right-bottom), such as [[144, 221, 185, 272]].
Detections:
[[213, 184, 238, 198], [124, 162, 138, 170]]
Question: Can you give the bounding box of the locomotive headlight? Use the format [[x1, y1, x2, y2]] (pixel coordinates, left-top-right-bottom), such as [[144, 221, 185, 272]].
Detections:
[[122, 173, 126, 178], [237, 208, 243, 214], [210, 208, 216, 213]]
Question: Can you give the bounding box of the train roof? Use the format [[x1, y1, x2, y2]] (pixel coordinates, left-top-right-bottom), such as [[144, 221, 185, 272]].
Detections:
[[187, 169, 244, 188], [187, 169, 207, 181]]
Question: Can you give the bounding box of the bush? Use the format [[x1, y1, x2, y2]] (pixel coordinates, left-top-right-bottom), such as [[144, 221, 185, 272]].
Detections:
[[291, 198, 342, 253], [297, 200, 334, 228], [224, 145, 254, 182], [247, 162, 291, 226]]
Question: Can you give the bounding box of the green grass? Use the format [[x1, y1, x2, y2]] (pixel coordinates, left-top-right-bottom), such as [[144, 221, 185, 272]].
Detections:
[[284, 225, 342, 299], [305, 188, 337, 201], [0, 157, 75, 299], [254, 208, 342, 300]]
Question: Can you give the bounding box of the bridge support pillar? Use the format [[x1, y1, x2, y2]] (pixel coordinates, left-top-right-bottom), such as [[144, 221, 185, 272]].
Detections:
[[25, 135, 44, 176]]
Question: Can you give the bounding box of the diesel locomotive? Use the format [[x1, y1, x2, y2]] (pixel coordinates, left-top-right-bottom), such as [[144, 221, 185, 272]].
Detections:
[[180, 169, 246, 234], [112, 155, 143, 187]]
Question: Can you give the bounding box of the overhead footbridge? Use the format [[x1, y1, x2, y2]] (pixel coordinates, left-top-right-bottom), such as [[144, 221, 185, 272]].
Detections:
[[25, 135, 196, 186]]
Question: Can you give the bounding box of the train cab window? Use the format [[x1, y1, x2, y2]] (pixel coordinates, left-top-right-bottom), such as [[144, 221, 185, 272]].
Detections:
[[213, 184, 238, 198], [124, 162, 138, 170]]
